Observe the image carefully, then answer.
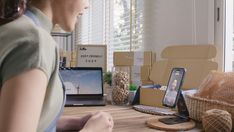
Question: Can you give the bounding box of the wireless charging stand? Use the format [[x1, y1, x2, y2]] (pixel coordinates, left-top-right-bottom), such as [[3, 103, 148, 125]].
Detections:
[[146, 90, 196, 131], [158, 91, 190, 125]]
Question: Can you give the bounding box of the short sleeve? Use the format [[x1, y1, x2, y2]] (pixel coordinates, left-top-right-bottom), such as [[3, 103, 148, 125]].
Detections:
[[1, 38, 54, 85]]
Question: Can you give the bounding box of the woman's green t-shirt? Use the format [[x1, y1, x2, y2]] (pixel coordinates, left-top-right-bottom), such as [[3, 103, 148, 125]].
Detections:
[[0, 7, 64, 131]]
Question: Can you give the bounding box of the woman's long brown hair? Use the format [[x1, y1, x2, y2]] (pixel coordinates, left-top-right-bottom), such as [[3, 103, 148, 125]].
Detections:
[[0, 0, 27, 26]]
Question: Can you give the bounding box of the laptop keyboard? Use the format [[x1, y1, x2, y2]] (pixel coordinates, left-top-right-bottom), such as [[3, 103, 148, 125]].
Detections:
[[68, 97, 103, 101], [133, 105, 175, 116], [66, 96, 105, 106]]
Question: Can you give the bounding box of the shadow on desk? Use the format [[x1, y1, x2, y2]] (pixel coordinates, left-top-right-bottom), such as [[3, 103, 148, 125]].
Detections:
[[63, 105, 202, 132]]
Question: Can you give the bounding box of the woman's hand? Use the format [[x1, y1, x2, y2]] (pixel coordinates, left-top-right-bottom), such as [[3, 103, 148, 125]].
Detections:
[[80, 111, 114, 132]]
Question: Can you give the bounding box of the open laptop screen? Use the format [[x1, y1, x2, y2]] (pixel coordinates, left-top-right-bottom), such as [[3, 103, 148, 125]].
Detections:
[[59, 67, 103, 95]]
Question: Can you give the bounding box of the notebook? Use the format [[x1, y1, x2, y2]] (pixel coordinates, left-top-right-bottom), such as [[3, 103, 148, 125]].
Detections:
[[59, 67, 106, 106]]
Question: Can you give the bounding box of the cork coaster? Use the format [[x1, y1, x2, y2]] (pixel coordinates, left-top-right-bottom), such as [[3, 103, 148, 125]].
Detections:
[[146, 116, 196, 131]]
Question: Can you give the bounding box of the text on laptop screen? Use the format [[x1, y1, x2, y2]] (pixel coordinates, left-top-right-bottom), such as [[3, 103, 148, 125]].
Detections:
[[60, 69, 102, 95]]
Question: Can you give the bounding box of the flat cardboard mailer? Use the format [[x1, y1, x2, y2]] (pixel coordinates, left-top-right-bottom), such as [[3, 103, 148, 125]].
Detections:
[[140, 88, 165, 108], [113, 51, 156, 66]]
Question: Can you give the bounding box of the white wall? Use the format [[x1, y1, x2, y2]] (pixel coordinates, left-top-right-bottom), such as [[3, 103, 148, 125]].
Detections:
[[143, 0, 214, 60], [223, 0, 233, 71], [214, 0, 225, 71]]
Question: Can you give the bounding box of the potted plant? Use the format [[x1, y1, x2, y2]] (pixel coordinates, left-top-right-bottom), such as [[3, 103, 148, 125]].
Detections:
[[103, 71, 112, 103], [128, 84, 137, 105], [104, 71, 112, 86]]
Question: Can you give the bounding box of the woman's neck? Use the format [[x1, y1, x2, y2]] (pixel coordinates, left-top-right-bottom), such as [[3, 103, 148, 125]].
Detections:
[[30, 1, 53, 21]]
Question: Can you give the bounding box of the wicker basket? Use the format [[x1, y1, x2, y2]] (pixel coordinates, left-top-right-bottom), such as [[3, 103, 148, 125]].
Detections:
[[184, 93, 234, 123]]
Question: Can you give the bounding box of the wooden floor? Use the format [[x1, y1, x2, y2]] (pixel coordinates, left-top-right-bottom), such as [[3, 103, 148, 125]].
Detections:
[[63, 105, 202, 132]]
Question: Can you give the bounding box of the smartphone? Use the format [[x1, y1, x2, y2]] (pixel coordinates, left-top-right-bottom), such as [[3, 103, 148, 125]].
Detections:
[[162, 68, 186, 108]]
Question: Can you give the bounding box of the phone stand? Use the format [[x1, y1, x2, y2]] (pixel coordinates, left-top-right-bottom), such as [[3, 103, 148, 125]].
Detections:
[[146, 91, 196, 131], [158, 91, 190, 125]]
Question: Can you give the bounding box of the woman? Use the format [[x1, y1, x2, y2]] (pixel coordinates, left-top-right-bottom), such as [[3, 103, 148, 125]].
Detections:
[[0, 0, 114, 132]]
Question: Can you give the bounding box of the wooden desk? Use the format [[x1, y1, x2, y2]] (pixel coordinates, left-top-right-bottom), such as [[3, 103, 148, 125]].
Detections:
[[63, 105, 202, 132]]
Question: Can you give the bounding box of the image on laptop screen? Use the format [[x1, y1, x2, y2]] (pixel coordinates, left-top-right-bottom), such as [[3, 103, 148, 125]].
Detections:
[[60, 68, 103, 95]]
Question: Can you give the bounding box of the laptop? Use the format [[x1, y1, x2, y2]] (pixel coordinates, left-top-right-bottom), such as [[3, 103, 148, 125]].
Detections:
[[59, 67, 106, 106]]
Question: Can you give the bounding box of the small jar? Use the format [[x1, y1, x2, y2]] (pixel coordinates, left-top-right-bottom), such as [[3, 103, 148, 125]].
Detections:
[[104, 84, 113, 104], [128, 84, 137, 105], [111, 66, 130, 105], [128, 90, 136, 105]]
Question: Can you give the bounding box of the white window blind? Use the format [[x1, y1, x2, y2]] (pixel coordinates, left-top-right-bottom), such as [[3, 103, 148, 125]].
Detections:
[[110, 0, 143, 51], [131, 0, 144, 51], [75, 0, 105, 45], [75, 0, 144, 71]]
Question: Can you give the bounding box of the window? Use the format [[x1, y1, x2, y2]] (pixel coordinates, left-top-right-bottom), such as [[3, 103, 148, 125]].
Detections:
[[75, 0, 105, 44], [224, 0, 234, 71], [75, 0, 144, 71]]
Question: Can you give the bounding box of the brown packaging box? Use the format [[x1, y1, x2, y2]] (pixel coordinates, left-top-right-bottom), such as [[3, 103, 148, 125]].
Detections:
[[140, 65, 151, 81], [140, 88, 165, 108], [141, 80, 154, 85], [65, 51, 71, 67], [114, 65, 151, 85], [71, 50, 77, 60], [113, 52, 133, 66], [130, 65, 151, 82], [59, 50, 71, 67], [113, 51, 155, 66], [113, 51, 156, 85], [70, 61, 77, 67]]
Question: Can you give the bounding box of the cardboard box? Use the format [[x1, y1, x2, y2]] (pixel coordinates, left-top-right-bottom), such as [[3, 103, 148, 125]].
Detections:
[[113, 52, 133, 66], [130, 65, 151, 82], [70, 61, 77, 67], [113, 51, 155, 66], [65, 51, 71, 67], [59, 50, 72, 67], [141, 80, 154, 85], [140, 65, 151, 81], [71, 51, 77, 60], [140, 88, 165, 108], [113, 65, 151, 86]]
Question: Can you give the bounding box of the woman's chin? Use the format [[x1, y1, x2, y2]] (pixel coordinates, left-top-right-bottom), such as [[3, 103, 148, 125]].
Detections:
[[60, 24, 75, 32], [64, 27, 73, 32]]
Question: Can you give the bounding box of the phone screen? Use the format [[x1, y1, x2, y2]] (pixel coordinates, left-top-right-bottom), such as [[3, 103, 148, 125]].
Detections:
[[162, 68, 185, 108]]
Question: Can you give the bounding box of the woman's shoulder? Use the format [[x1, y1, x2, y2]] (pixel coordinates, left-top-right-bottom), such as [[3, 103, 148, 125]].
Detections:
[[0, 16, 37, 40], [0, 16, 58, 82], [0, 15, 56, 48], [0, 15, 57, 64]]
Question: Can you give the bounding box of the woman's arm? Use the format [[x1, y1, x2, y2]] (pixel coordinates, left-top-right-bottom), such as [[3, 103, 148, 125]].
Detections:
[[56, 114, 92, 131], [57, 112, 114, 132], [0, 69, 47, 132]]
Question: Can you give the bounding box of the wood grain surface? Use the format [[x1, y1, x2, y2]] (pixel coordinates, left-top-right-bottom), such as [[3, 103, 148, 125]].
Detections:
[[63, 105, 202, 132]]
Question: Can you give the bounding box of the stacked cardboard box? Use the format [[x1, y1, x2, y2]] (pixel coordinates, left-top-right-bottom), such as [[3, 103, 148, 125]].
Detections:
[[70, 50, 77, 67], [59, 49, 67, 67], [59, 49, 77, 68], [113, 51, 155, 86], [113, 51, 154, 66]]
